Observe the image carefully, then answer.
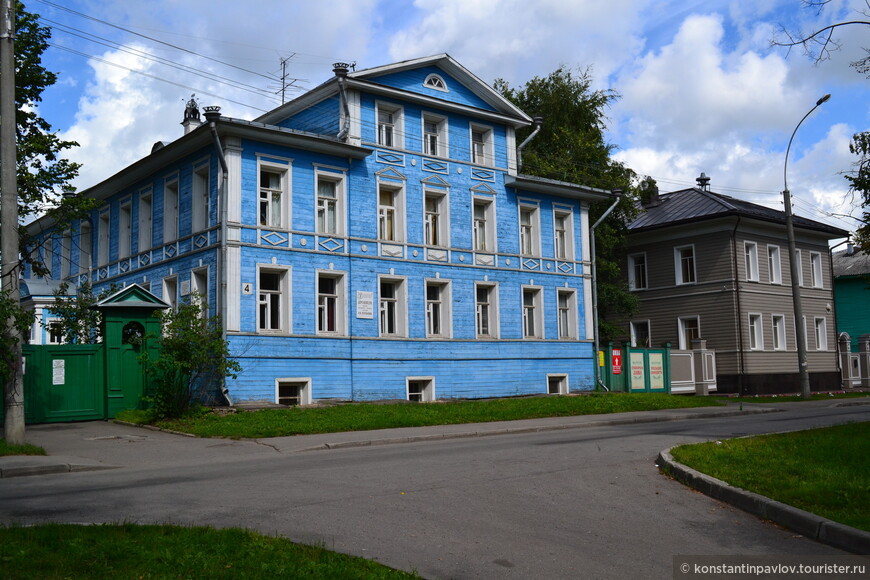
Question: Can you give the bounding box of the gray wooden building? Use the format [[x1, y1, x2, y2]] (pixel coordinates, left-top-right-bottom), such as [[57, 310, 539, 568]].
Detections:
[[621, 174, 848, 394]]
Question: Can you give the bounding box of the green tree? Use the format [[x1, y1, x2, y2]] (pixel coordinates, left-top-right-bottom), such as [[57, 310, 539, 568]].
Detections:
[[139, 297, 240, 420], [773, 0, 870, 246], [496, 67, 640, 340], [50, 282, 117, 344]]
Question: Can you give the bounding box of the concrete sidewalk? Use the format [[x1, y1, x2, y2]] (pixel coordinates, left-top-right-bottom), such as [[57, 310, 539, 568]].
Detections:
[[1, 402, 774, 479]]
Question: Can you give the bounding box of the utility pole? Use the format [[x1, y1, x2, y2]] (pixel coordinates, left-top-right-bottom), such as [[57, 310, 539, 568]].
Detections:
[[1, 0, 23, 444]]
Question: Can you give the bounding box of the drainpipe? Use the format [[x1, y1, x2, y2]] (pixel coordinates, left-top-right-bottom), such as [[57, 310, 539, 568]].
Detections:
[[516, 116, 543, 172], [203, 106, 233, 406], [591, 190, 622, 391], [333, 63, 351, 142]]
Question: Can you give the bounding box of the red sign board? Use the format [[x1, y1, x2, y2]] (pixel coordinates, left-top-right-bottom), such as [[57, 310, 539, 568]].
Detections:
[[612, 349, 623, 375]]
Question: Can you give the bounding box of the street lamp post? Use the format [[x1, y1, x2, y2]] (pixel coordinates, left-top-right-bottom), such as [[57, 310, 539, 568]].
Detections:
[[783, 93, 830, 400]]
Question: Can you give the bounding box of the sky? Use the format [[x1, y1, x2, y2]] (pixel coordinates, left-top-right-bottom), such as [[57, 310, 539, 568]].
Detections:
[[26, 0, 870, 238]]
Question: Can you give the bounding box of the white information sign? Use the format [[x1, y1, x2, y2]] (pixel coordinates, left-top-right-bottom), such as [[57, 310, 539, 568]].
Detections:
[[52, 359, 65, 386], [356, 291, 374, 319]]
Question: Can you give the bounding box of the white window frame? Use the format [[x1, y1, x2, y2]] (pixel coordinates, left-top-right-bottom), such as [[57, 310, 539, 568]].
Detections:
[[422, 113, 448, 158], [379, 276, 407, 337], [470, 123, 494, 167], [316, 171, 346, 236], [98, 209, 110, 266], [675, 245, 696, 285], [767, 245, 782, 284], [814, 317, 828, 351], [162, 275, 178, 312], [553, 208, 574, 261], [138, 189, 153, 252], [376, 101, 403, 149], [119, 201, 132, 259], [45, 318, 64, 345], [258, 160, 290, 229], [191, 267, 208, 315], [748, 313, 763, 351], [192, 163, 210, 233], [628, 253, 648, 291], [678, 316, 700, 350], [556, 288, 577, 339], [630, 320, 651, 348], [423, 74, 447, 92], [316, 270, 346, 336], [744, 241, 759, 282], [407, 377, 435, 402], [423, 188, 449, 247], [257, 265, 290, 334], [772, 314, 786, 351], [275, 378, 312, 406], [425, 279, 451, 339], [810, 251, 823, 288], [163, 179, 179, 243], [59, 231, 71, 280], [472, 197, 496, 253], [522, 286, 544, 339], [79, 219, 92, 273], [378, 182, 405, 242], [547, 374, 568, 395], [794, 249, 804, 287], [475, 282, 499, 338], [519, 202, 541, 257]]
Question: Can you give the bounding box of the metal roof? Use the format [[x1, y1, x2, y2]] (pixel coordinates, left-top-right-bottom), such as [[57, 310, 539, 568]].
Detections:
[[629, 187, 849, 238], [832, 246, 870, 278], [20, 278, 69, 299]]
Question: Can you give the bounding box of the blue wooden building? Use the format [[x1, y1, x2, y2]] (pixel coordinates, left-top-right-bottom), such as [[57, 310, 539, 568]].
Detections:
[[25, 54, 616, 404]]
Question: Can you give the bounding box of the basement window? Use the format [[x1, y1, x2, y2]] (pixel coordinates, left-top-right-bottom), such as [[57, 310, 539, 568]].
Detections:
[[547, 374, 568, 395], [276, 379, 311, 406], [407, 377, 434, 402]]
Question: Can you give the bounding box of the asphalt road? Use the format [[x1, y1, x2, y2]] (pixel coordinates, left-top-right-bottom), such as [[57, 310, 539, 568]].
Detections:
[[1, 401, 868, 579]]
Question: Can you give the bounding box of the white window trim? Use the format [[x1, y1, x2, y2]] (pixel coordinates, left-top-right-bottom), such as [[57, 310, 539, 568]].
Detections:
[[377, 180, 406, 242], [119, 201, 132, 260], [630, 320, 651, 348], [470, 122, 494, 167], [375, 101, 404, 149], [794, 249, 804, 287], [519, 201, 541, 257], [475, 281, 499, 338], [744, 241, 759, 282], [316, 269, 347, 336], [472, 196, 496, 253], [315, 169, 347, 236], [678, 316, 700, 350], [810, 251, 823, 288], [522, 285, 544, 339], [767, 245, 782, 285], [556, 288, 578, 340], [423, 188, 450, 247], [45, 317, 64, 345], [423, 74, 448, 92], [256, 264, 291, 334], [674, 245, 696, 285], [79, 219, 92, 273], [97, 209, 110, 266], [406, 376, 435, 402], [162, 275, 178, 312], [257, 157, 291, 229], [553, 207, 575, 261], [628, 252, 648, 291], [59, 231, 71, 280], [275, 378, 312, 406], [191, 266, 209, 315], [547, 374, 568, 395], [421, 112, 448, 158], [814, 317, 828, 351], [138, 188, 153, 252], [163, 178, 179, 243], [771, 314, 786, 351], [425, 279, 452, 339], [378, 275, 408, 338], [192, 162, 210, 233], [748, 312, 764, 351]]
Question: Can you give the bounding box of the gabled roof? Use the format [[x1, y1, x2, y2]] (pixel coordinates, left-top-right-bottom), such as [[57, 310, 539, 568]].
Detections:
[[832, 246, 870, 278], [629, 187, 848, 238], [91, 283, 170, 310], [256, 54, 532, 128]]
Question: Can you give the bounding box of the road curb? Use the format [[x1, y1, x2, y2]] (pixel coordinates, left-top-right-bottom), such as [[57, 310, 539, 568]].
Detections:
[[0, 460, 116, 479], [657, 447, 870, 554], [295, 406, 777, 452]]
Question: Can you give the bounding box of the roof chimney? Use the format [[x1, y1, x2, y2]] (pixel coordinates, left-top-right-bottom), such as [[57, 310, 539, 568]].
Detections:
[[203, 105, 222, 124], [332, 62, 351, 78], [696, 172, 711, 191], [181, 95, 201, 135]]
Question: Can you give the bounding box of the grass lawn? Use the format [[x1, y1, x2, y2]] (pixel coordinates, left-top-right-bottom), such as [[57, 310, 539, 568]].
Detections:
[[0, 523, 418, 580], [0, 439, 46, 457], [119, 392, 725, 439], [670, 421, 870, 532]]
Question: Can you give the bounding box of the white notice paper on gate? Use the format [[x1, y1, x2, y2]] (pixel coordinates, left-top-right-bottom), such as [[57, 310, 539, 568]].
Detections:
[[52, 359, 65, 385]]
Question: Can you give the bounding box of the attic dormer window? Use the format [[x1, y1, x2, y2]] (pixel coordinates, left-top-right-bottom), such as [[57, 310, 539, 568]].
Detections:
[[424, 74, 447, 92]]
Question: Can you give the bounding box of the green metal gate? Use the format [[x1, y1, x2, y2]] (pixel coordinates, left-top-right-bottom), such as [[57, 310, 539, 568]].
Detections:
[[22, 345, 105, 423]]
